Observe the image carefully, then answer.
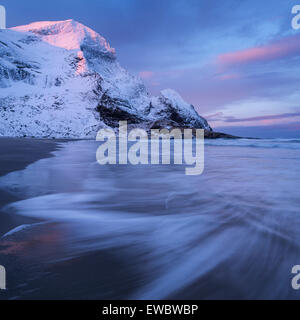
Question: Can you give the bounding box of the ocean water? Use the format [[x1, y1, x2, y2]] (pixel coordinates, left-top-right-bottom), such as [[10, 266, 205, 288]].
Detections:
[[0, 138, 300, 299]]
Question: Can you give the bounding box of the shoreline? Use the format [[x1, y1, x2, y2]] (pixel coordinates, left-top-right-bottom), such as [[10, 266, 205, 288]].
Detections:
[[0, 138, 66, 237], [0, 130, 243, 141]]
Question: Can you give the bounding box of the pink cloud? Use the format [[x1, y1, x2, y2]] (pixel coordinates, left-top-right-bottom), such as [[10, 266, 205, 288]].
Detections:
[[217, 34, 300, 66], [215, 73, 241, 80], [139, 71, 155, 79]]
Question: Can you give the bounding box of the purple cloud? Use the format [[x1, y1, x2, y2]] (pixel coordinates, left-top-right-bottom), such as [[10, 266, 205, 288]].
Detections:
[[206, 111, 300, 123]]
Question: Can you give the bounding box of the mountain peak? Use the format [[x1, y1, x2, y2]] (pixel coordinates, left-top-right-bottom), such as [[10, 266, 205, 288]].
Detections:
[[11, 19, 115, 54], [1, 20, 211, 138]]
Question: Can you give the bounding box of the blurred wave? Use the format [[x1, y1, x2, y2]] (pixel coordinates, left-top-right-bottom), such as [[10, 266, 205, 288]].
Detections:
[[0, 140, 300, 299]]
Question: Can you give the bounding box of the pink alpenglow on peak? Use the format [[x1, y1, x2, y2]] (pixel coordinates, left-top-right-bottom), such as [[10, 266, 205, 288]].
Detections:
[[11, 19, 115, 55], [76, 50, 88, 74]]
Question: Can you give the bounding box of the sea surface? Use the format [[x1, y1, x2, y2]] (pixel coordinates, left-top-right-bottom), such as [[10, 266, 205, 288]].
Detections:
[[0, 138, 300, 299]]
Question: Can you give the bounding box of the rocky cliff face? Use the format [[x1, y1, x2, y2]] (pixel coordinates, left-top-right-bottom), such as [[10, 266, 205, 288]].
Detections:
[[0, 20, 212, 138]]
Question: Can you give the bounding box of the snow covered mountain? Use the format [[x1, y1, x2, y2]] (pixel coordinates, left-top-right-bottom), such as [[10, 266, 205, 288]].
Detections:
[[0, 19, 212, 138]]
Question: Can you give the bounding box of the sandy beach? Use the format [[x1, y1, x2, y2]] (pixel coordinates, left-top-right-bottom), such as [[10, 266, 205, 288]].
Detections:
[[0, 138, 62, 237]]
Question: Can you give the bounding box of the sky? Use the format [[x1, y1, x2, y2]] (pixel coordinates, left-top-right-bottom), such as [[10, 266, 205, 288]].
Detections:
[[2, 0, 300, 138]]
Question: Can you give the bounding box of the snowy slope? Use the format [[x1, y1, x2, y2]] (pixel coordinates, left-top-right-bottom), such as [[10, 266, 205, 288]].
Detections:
[[0, 20, 212, 138]]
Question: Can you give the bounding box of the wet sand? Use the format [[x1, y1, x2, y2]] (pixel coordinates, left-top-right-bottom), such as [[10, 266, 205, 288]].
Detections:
[[0, 138, 63, 237]]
